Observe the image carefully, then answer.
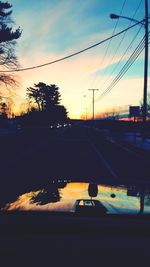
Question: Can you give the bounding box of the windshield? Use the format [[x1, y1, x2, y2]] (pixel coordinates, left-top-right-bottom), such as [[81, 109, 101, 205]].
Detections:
[[0, 1, 149, 218], [1, 121, 150, 217], [2, 180, 150, 215]]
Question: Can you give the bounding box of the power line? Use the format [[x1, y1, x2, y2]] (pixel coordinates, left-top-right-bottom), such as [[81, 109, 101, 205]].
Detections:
[[99, 0, 127, 68], [89, 0, 127, 90], [97, 0, 144, 88], [98, 38, 145, 99], [98, 39, 146, 100], [97, 34, 149, 101], [108, 0, 143, 65], [101, 25, 143, 88], [0, 20, 144, 73]]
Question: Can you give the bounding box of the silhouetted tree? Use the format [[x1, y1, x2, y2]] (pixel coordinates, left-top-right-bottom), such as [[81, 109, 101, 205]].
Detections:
[[0, 96, 8, 117], [0, 98, 8, 126], [31, 181, 67, 205], [26, 85, 42, 111], [0, 1, 22, 86], [31, 188, 61, 205], [49, 105, 68, 123], [0, 102, 7, 115], [27, 82, 61, 111], [24, 82, 68, 126], [0, 96, 14, 117]]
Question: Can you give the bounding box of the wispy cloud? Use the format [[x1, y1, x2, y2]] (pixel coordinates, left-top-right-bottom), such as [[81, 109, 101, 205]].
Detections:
[[9, 0, 146, 118]]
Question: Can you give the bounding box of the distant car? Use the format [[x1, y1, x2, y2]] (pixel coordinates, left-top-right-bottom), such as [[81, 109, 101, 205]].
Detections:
[[72, 199, 108, 215]]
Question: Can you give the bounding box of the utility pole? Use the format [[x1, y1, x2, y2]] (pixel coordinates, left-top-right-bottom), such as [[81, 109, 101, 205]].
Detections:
[[88, 89, 99, 120], [110, 1, 149, 122], [143, 0, 149, 122]]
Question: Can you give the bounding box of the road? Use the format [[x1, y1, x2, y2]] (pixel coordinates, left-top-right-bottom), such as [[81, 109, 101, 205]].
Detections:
[[0, 125, 150, 207]]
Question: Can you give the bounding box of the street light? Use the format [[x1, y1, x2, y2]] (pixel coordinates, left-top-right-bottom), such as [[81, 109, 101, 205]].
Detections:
[[110, 13, 145, 25], [83, 95, 87, 120], [110, 0, 149, 122]]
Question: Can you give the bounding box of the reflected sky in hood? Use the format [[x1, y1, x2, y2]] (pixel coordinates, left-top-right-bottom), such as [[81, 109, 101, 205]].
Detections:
[[3, 180, 150, 214]]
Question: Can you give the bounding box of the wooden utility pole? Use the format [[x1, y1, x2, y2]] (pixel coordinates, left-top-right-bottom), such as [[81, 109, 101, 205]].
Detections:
[[88, 89, 99, 120]]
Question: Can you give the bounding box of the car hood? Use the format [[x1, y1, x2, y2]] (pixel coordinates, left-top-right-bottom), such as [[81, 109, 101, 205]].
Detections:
[[2, 179, 150, 215]]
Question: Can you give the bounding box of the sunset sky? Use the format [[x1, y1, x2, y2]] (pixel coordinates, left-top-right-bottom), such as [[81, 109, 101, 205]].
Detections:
[[6, 0, 148, 118]]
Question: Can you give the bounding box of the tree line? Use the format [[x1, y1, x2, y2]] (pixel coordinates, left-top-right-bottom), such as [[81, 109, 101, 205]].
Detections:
[[0, 1, 68, 126], [21, 82, 68, 126]]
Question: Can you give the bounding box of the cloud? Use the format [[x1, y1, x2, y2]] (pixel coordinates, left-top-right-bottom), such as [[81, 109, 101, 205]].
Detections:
[[9, 0, 147, 118], [14, 44, 125, 117], [95, 77, 144, 116], [13, 48, 144, 119]]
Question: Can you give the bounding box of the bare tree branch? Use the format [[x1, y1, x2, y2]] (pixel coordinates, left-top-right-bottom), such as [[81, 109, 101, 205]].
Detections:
[[0, 1, 21, 89]]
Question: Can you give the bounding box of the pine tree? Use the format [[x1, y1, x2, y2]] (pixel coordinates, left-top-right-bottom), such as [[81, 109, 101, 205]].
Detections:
[[0, 1, 21, 86], [27, 83, 61, 111], [26, 82, 68, 124]]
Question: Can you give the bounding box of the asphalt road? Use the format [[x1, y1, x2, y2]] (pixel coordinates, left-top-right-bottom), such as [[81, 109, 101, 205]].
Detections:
[[0, 125, 150, 207], [1, 125, 150, 267]]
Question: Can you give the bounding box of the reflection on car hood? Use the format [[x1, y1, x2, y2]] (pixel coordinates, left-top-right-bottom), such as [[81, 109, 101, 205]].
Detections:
[[2, 179, 150, 215]]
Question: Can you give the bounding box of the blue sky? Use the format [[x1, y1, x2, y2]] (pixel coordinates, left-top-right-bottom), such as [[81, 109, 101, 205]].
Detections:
[[7, 0, 148, 118]]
